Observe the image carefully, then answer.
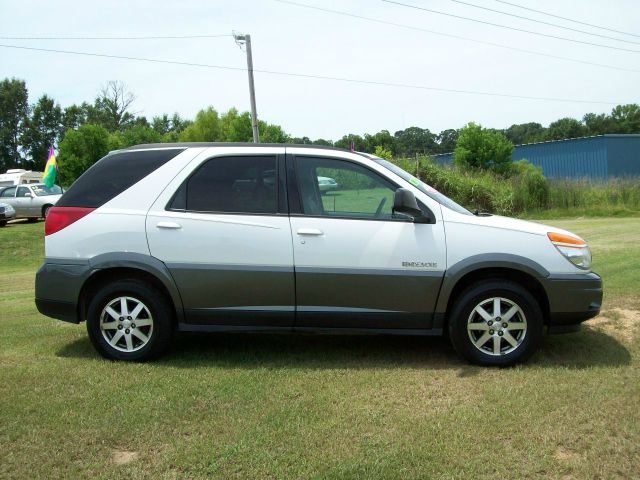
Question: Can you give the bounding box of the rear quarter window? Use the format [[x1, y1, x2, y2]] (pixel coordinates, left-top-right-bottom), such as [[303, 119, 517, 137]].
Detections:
[[57, 149, 184, 208]]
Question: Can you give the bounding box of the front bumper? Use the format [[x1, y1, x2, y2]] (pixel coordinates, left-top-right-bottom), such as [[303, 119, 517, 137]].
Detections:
[[541, 272, 602, 333]]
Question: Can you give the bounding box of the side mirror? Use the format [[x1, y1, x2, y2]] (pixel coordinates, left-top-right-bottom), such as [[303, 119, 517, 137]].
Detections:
[[392, 188, 434, 224]]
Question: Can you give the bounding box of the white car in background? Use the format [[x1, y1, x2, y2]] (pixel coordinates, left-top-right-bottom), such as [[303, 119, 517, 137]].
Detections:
[[0, 183, 63, 221], [0, 202, 16, 227], [317, 176, 338, 193]]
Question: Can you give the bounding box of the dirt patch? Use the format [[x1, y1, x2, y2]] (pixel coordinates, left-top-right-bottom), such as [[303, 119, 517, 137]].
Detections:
[[112, 450, 139, 465], [587, 309, 640, 342], [554, 446, 583, 463]]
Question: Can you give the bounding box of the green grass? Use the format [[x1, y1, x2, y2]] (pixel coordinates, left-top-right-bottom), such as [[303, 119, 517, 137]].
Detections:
[[1, 218, 639, 479]]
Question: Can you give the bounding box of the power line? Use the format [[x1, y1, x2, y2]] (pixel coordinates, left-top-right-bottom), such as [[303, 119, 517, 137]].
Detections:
[[273, 0, 640, 74], [382, 0, 640, 53], [0, 43, 622, 105], [0, 34, 233, 40], [446, 0, 640, 46], [494, 0, 640, 39]]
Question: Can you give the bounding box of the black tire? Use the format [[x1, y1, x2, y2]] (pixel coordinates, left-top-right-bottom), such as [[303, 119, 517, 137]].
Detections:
[[448, 280, 543, 366], [42, 205, 52, 219], [27, 217, 38, 223], [86, 279, 174, 361], [0, 220, 6, 227]]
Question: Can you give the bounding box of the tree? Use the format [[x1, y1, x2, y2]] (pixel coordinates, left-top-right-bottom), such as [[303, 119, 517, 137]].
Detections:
[[179, 107, 222, 142], [220, 108, 253, 141], [88, 81, 137, 132], [454, 122, 514, 174], [259, 121, 289, 143], [335, 133, 365, 151], [545, 117, 586, 141], [436, 128, 459, 153], [374, 145, 393, 160], [0, 78, 29, 170], [22, 95, 62, 170], [57, 124, 112, 184], [503, 122, 546, 145], [609, 104, 640, 133], [394, 127, 437, 156], [364, 130, 395, 154], [62, 102, 91, 132]]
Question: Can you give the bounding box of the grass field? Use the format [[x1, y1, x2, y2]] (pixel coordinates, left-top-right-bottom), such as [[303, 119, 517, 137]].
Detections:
[[1, 217, 638, 479]]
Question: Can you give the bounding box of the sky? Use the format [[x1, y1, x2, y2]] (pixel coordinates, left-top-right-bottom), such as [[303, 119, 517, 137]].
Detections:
[[1, 0, 639, 140]]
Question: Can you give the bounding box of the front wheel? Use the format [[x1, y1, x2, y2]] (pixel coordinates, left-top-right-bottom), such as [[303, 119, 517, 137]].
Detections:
[[86, 279, 174, 361], [448, 280, 543, 366]]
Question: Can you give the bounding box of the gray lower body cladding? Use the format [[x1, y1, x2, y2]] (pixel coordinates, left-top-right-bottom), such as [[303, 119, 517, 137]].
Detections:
[[35, 261, 92, 323], [35, 258, 602, 335], [168, 264, 444, 330]]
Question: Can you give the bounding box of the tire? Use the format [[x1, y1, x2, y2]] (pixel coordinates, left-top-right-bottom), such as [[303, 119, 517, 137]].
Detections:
[[0, 221, 6, 227], [448, 280, 543, 366], [86, 279, 174, 361], [27, 217, 38, 223], [42, 205, 52, 219]]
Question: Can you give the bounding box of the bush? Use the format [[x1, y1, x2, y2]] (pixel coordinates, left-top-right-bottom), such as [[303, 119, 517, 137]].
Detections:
[[454, 122, 514, 175], [510, 160, 549, 212]]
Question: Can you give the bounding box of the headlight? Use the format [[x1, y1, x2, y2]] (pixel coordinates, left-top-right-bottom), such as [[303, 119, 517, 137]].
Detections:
[[547, 232, 592, 270]]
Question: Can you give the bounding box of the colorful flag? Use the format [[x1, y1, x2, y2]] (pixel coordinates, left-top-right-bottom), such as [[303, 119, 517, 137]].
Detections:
[[43, 147, 58, 188]]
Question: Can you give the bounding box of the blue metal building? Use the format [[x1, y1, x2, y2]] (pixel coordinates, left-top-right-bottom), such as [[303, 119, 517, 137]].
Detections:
[[432, 134, 640, 179]]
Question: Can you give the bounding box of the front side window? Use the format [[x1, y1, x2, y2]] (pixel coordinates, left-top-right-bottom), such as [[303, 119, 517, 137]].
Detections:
[[17, 186, 30, 197], [295, 156, 397, 219], [173, 156, 277, 214], [1, 187, 16, 198]]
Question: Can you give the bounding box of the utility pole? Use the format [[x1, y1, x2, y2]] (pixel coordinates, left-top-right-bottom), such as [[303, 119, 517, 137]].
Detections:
[[234, 33, 260, 143]]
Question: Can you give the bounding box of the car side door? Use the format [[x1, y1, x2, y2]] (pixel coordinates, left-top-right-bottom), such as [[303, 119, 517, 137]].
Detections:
[[146, 147, 295, 329], [287, 150, 447, 331]]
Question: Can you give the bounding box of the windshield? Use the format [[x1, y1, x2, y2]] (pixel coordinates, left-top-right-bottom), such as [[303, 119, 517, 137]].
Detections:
[[373, 159, 473, 216], [31, 184, 62, 197]]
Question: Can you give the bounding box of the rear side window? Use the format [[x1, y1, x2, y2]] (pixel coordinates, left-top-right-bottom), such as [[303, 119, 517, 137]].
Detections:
[[57, 149, 184, 208], [169, 155, 277, 214], [1, 187, 16, 197]]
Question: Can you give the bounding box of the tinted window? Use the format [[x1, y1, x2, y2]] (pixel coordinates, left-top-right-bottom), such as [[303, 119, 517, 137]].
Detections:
[[173, 156, 277, 214], [17, 187, 30, 197], [1, 187, 16, 198], [295, 156, 397, 219], [57, 149, 184, 208]]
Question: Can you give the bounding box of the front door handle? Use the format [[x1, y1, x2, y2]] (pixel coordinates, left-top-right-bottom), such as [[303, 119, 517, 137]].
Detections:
[[157, 221, 182, 229], [297, 228, 323, 236]]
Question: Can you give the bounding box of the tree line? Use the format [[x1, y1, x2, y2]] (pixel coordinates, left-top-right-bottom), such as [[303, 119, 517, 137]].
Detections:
[[1, 77, 640, 182]]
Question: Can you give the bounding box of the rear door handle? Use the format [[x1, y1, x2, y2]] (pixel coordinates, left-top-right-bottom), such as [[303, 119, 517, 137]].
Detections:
[[297, 228, 323, 236], [157, 221, 182, 229]]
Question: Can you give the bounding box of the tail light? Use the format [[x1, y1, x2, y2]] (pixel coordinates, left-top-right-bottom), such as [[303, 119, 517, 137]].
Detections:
[[45, 207, 95, 236]]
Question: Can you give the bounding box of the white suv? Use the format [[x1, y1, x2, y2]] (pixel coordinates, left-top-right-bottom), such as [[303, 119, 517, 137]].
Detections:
[[35, 144, 602, 365]]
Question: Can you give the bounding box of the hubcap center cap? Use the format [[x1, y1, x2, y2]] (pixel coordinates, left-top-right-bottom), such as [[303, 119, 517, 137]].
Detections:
[[122, 319, 132, 329]]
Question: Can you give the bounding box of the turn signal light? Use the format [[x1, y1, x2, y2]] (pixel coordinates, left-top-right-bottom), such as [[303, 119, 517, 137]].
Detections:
[[546, 232, 586, 246]]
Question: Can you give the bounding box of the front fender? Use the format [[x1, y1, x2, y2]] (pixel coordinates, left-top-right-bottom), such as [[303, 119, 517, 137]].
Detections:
[[435, 253, 550, 314]]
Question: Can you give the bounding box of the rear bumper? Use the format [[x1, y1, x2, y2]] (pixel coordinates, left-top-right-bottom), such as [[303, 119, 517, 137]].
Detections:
[[35, 261, 92, 324], [542, 272, 602, 333]]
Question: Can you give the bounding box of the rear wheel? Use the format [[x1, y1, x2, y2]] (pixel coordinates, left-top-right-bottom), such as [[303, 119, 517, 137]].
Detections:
[[86, 279, 173, 361], [448, 280, 543, 366], [0, 221, 6, 227], [42, 205, 52, 219]]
